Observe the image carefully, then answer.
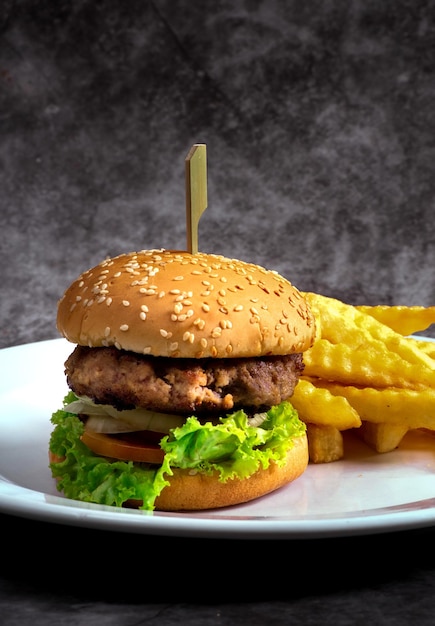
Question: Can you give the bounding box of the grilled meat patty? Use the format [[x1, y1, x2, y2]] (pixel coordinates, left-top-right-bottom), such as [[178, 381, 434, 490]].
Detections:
[[65, 346, 304, 415]]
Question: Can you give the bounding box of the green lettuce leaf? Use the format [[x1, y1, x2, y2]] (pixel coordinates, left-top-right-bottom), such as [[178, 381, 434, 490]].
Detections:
[[49, 391, 305, 511]]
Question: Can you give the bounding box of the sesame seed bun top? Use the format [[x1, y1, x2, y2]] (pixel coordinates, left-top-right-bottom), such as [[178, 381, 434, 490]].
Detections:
[[57, 249, 316, 358]]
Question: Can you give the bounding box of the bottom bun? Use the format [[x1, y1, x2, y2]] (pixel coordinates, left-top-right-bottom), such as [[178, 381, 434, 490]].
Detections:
[[49, 434, 308, 511], [155, 434, 308, 511]]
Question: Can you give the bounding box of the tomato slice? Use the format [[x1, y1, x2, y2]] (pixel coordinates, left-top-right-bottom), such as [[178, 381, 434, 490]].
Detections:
[[81, 430, 165, 464]]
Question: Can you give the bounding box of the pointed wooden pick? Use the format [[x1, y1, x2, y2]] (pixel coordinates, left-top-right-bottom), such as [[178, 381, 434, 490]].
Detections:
[[185, 143, 207, 254]]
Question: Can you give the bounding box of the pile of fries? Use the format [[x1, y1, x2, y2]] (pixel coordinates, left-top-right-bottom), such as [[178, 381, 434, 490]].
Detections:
[[291, 292, 435, 462]]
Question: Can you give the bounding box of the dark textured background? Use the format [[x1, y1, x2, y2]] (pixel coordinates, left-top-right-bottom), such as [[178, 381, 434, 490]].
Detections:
[[1, 0, 435, 349]]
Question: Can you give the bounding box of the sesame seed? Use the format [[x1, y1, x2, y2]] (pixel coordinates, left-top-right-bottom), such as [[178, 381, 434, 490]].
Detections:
[[183, 331, 195, 343], [122, 300, 130, 306], [173, 275, 184, 281], [104, 327, 110, 337], [106, 297, 112, 306], [140, 312, 147, 320], [141, 305, 149, 312], [120, 324, 129, 331], [202, 303, 210, 312], [233, 305, 244, 312], [160, 329, 172, 338], [194, 318, 206, 330]]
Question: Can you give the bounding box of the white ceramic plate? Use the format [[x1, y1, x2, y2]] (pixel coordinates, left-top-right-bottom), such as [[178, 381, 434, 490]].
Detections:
[[1, 338, 434, 539]]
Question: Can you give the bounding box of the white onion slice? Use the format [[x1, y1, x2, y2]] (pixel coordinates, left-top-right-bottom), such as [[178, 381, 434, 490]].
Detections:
[[248, 412, 268, 427], [84, 416, 139, 434], [64, 395, 185, 433]]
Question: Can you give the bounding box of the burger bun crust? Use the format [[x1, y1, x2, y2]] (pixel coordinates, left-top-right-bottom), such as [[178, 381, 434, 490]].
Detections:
[[57, 249, 315, 359]]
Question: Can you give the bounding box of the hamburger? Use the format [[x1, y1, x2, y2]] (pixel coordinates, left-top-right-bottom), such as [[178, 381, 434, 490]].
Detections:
[[49, 249, 316, 510]]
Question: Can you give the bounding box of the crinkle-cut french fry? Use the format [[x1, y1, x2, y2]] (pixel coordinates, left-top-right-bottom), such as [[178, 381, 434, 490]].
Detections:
[[355, 304, 435, 336], [302, 292, 435, 371], [303, 338, 435, 389], [356, 421, 409, 453], [313, 381, 435, 431], [406, 338, 435, 359], [292, 378, 361, 430], [305, 423, 343, 463]]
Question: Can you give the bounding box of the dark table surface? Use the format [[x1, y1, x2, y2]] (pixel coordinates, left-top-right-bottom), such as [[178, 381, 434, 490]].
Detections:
[[1, 512, 435, 625], [1, 1, 435, 623]]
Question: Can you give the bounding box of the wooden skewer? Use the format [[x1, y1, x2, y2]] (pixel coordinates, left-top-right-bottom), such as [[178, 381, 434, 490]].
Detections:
[[185, 143, 207, 254]]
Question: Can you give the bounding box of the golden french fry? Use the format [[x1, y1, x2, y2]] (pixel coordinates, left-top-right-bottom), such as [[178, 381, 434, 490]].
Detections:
[[303, 337, 435, 389], [305, 423, 344, 463], [297, 290, 435, 460], [312, 381, 435, 431], [406, 338, 435, 359], [356, 304, 435, 336], [303, 292, 435, 370], [356, 421, 409, 453], [292, 378, 361, 430]]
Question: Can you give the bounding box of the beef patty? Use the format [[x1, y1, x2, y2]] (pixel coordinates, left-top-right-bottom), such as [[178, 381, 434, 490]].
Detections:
[[65, 346, 304, 415]]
